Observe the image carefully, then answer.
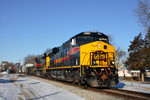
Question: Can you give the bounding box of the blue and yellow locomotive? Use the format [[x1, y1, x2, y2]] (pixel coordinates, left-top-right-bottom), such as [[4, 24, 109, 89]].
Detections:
[[34, 32, 119, 87]]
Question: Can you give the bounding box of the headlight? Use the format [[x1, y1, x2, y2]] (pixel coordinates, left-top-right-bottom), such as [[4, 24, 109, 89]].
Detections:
[[92, 60, 96, 65], [111, 61, 115, 65], [112, 61, 114, 64]]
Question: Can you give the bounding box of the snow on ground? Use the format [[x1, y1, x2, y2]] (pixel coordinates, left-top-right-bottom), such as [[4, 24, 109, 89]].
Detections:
[[0, 73, 85, 100], [0, 72, 150, 100], [113, 80, 150, 94]]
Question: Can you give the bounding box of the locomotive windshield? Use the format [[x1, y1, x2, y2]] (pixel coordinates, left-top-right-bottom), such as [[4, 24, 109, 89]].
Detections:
[[76, 32, 109, 45]]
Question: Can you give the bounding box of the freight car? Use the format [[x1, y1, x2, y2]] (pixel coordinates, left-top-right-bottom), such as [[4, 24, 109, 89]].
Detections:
[[34, 32, 119, 87]]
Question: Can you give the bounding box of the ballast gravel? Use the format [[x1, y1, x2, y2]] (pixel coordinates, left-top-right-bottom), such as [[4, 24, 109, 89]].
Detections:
[[30, 76, 123, 100]]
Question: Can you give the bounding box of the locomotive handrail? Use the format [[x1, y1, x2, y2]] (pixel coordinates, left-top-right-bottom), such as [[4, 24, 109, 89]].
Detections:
[[94, 68, 103, 75], [115, 53, 121, 70], [94, 68, 112, 76], [105, 68, 111, 75]]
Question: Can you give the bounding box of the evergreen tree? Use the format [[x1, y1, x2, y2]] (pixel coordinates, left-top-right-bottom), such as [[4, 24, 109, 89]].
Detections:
[[125, 31, 150, 82], [143, 27, 150, 69], [125, 33, 144, 70]]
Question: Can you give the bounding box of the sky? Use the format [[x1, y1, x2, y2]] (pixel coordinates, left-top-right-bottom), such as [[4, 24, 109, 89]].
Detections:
[[0, 0, 144, 65]]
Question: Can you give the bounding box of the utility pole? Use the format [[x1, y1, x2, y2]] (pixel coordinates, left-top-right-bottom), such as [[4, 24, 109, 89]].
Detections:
[[16, 60, 21, 74], [19, 59, 21, 73]]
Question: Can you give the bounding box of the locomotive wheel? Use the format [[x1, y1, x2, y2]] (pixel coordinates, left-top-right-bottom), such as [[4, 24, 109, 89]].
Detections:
[[74, 71, 80, 83], [47, 72, 52, 79], [78, 82, 81, 86], [41, 73, 46, 77], [65, 72, 73, 82], [71, 71, 76, 83]]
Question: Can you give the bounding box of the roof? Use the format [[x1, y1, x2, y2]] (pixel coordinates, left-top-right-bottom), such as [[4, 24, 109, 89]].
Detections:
[[70, 32, 107, 39]]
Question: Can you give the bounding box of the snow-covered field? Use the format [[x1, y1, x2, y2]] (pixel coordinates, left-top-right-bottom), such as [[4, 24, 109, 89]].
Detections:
[[0, 73, 84, 100], [0, 72, 150, 100]]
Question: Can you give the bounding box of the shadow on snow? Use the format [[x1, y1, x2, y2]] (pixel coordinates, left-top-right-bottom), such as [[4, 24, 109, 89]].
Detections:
[[32, 91, 60, 100], [30, 82, 40, 85], [0, 79, 24, 84], [112, 82, 126, 88]]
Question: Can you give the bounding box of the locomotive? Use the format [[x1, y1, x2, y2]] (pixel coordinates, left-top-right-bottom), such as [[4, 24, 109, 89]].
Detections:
[[34, 32, 119, 87]]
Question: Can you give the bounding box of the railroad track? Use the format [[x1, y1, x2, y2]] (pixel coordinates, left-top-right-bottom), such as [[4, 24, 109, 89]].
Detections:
[[87, 87, 150, 100], [18, 75, 44, 100], [24, 75, 150, 100], [107, 88, 150, 100], [64, 81, 150, 100]]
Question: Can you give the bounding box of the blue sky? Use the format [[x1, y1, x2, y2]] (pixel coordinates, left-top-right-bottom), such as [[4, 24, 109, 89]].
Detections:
[[0, 0, 144, 64]]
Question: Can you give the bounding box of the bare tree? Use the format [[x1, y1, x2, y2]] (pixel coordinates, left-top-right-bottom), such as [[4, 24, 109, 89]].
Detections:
[[115, 47, 126, 60], [107, 34, 115, 45], [135, 0, 150, 28], [115, 46, 127, 68], [23, 54, 39, 65], [44, 48, 51, 53]]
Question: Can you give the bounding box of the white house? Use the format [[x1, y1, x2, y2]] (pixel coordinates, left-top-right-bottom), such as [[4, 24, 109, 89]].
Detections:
[[22, 63, 34, 73]]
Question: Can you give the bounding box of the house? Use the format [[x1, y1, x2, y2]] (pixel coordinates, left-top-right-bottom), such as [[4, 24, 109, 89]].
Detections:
[[1, 61, 8, 71]]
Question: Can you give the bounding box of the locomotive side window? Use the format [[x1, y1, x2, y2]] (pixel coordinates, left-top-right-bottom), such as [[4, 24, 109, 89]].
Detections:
[[63, 43, 66, 49], [66, 50, 67, 56], [71, 38, 76, 46], [64, 51, 67, 57], [61, 52, 63, 57], [67, 41, 70, 47]]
